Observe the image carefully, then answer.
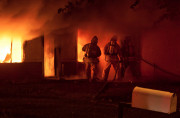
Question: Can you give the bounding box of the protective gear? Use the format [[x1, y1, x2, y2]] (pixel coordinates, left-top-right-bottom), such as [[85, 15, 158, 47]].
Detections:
[[84, 63, 98, 82], [104, 42, 121, 61], [102, 61, 121, 81], [121, 36, 140, 78], [91, 36, 98, 44], [82, 36, 101, 82], [109, 44, 118, 55], [110, 35, 117, 42], [83, 43, 101, 58], [102, 36, 122, 81]]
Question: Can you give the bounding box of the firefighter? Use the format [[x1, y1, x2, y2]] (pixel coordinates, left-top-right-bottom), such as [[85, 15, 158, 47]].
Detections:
[[121, 36, 140, 79], [121, 37, 130, 78], [102, 35, 122, 81], [82, 36, 101, 82]]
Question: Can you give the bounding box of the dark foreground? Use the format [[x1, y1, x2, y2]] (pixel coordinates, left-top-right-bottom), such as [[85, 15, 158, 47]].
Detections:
[[0, 78, 180, 118]]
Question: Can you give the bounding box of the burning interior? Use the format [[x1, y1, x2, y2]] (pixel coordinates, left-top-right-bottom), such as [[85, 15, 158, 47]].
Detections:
[[0, 37, 22, 63]]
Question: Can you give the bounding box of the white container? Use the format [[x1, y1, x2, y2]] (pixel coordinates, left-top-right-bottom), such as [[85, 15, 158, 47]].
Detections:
[[132, 86, 177, 114]]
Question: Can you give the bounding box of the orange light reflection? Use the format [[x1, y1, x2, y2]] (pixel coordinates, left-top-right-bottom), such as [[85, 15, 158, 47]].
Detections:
[[77, 30, 88, 62]]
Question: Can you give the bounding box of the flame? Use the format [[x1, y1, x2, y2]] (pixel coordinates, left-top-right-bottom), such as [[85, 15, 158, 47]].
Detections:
[[44, 37, 55, 77], [77, 30, 88, 62], [77, 37, 84, 62], [0, 37, 11, 63], [12, 38, 23, 63], [0, 36, 23, 63]]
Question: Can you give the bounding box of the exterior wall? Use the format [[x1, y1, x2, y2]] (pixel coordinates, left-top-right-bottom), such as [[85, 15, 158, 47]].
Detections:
[[53, 27, 77, 78], [141, 26, 180, 81], [0, 63, 43, 82], [23, 36, 44, 77], [23, 36, 44, 62], [54, 31, 77, 61]]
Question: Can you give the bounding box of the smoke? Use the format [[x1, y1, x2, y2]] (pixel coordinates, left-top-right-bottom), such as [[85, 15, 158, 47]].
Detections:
[[1, 0, 179, 78], [61, 0, 166, 35], [69, 0, 163, 79], [0, 0, 179, 40], [67, 0, 180, 79], [0, 0, 171, 40], [0, 0, 68, 40]]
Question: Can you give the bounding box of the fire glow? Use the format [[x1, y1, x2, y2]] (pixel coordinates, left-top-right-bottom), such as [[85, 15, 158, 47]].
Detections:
[[0, 37, 23, 63], [77, 30, 88, 62]]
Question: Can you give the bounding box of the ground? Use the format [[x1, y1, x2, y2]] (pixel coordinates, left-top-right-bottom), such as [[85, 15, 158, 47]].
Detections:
[[0, 78, 179, 118]]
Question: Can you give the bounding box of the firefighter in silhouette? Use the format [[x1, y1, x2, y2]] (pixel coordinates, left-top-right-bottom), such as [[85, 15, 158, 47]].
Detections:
[[121, 36, 140, 79], [121, 36, 131, 78], [82, 36, 101, 82], [102, 35, 122, 81]]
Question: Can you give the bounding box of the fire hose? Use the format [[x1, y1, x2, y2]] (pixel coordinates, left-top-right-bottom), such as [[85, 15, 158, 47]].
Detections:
[[92, 61, 122, 100], [92, 56, 180, 100], [140, 58, 180, 78]]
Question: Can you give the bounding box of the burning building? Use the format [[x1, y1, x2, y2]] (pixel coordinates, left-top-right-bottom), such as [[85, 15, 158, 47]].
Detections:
[[55, 0, 180, 81], [0, 0, 66, 81], [0, 0, 179, 82]]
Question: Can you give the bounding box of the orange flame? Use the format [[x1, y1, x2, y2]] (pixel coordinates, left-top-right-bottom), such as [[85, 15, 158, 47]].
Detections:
[[0, 36, 23, 63], [77, 30, 89, 62], [0, 37, 11, 63], [12, 38, 23, 63]]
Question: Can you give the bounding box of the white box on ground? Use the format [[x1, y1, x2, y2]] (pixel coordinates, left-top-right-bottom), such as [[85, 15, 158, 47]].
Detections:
[[132, 86, 177, 114]]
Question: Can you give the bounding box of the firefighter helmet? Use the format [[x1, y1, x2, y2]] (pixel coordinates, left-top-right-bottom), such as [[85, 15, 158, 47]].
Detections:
[[110, 35, 117, 42], [91, 36, 98, 44]]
